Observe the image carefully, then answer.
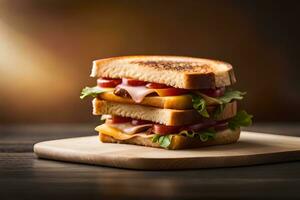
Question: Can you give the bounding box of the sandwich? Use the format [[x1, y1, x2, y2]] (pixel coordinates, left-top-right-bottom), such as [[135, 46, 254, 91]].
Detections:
[[81, 55, 252, 149]]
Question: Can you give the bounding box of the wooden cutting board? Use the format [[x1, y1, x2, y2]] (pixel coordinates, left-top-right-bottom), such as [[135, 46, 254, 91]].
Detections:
[[34, 131, 300, 170]]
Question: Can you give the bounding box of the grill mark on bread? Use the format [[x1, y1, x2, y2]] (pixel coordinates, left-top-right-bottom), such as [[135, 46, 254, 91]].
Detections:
[[131, 61, 213, 73]]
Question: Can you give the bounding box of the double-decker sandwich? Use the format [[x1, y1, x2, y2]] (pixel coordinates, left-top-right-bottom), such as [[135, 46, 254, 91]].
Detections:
[[81, 55, 252, 149]]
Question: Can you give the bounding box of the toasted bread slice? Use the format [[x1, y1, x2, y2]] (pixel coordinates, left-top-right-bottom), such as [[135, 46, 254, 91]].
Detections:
[[91, 55, 236, 89], [99, 128, 240, 150], [93, 98, 237, 126], [98, 92, 193, 109]]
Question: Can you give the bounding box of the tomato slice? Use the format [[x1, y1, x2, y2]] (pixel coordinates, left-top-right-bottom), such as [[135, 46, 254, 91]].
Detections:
[[146, 82, 170, 89], [155, 88, 189, 96], [214, 122, 228, 131], [97, 78, 122, 88], [106, 115, 132, 124], [187, 120, 216, 132], [131, 119, 152, 125], [152, 124, 182, 135], [200, 87, 225, 97], [122, 78, 147, 86]]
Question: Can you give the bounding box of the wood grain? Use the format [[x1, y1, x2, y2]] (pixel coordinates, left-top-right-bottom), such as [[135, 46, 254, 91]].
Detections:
[[34, 131, 300, 170], [1, 124, 300, 200]]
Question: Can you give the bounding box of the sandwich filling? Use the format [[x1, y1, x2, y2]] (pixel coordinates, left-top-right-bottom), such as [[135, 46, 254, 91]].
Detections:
[[81, 77, 247, 117], [81, 77, 252, 148], [95, 111, 250, 148]]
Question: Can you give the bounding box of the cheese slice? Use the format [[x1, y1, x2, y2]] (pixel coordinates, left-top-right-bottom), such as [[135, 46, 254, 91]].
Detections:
[[100, 114, 112, 121], [97, 86, 115, 92], [116, 85, 156, 103], [106, 122, 152, 134], [116, 84, 187, 103], [98, 91, 193, 109], [95, 124, 153, 140]]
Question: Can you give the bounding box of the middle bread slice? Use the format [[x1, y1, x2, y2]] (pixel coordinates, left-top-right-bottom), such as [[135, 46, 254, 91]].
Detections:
[[93, 98, 237, 126]]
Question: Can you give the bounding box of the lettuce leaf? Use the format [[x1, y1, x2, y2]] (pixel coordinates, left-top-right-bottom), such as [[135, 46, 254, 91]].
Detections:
[[80, 86, 108, 99], [191, 94, 210, 118], [218, 90, 246, 104], [152, 129, 216, 149], [179, 129, 216, 142], [199, 131, 216, 142], [152, 134, 173, 149], [191, 90, 246, 118], [214, 90, 247, 118], [228, 110, 253, 130]]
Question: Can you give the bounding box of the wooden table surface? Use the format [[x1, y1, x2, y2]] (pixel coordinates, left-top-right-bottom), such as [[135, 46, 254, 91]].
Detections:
[[1, 123, 300, 200]]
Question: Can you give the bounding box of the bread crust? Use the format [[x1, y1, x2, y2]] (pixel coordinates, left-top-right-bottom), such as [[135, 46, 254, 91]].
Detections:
[[99, 128, 240, 150], [91, 55, 236, 89], [93, 99, 237, 126]]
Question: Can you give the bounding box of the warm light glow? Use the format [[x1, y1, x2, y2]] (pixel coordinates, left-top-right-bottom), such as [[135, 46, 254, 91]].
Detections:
[[0, 19, 75, 115]]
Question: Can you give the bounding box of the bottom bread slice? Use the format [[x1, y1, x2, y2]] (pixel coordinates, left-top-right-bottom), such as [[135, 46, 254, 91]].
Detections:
[[99, 128, 240, 150]]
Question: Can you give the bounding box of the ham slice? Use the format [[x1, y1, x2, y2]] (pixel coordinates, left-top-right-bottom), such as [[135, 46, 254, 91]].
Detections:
[[116, 85, 156, 103], [95, 124, 153, 140], [106, 122, 152, 135]]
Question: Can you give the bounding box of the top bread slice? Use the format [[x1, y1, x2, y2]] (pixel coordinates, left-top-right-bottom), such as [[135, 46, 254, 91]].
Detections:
[[91, 55, 236, 89]]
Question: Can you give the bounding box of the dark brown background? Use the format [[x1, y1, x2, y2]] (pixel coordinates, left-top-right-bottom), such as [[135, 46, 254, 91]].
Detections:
[[0, 0, 299, 124]]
